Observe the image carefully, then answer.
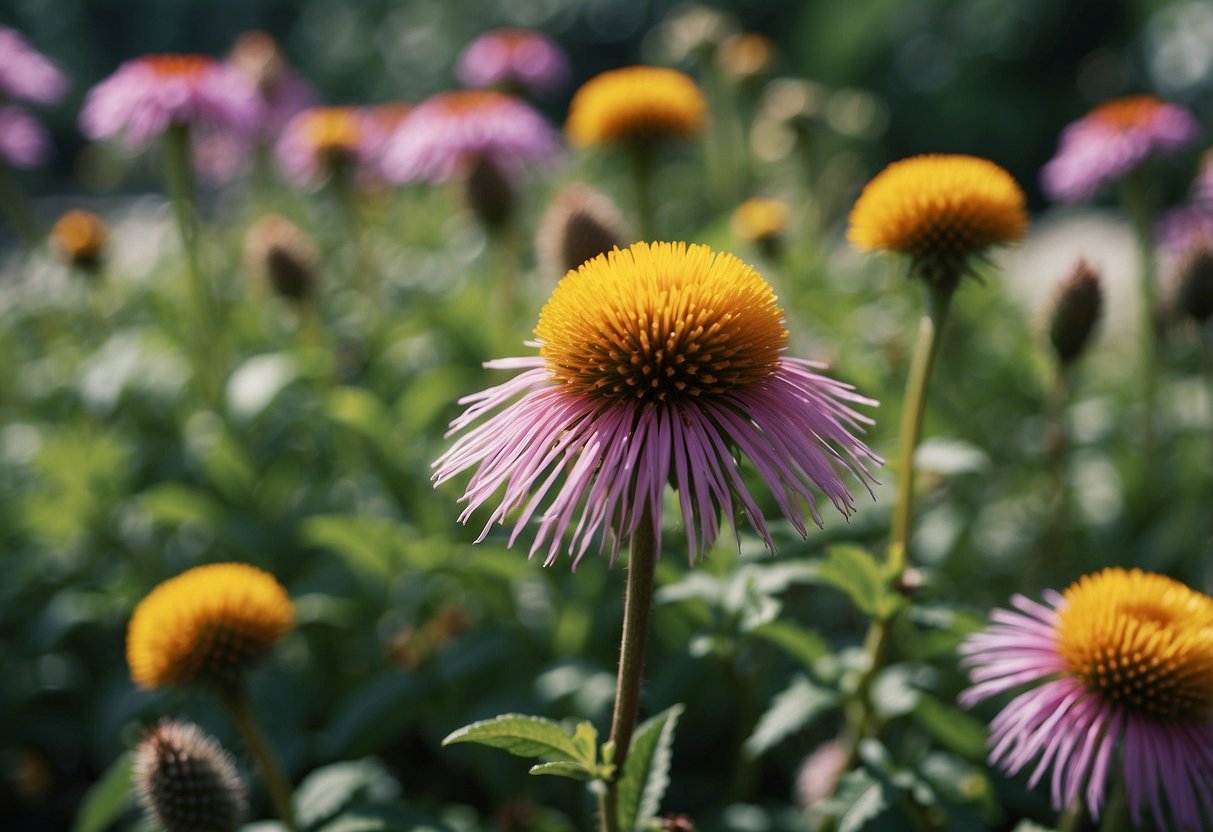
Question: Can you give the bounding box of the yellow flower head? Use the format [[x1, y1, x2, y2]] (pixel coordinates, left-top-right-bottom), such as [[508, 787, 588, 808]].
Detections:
[[127, 563, 295, 690], [1057, 567, 1213, 720], [565, 66, 707, 148], [537, 241, 787, 404], [298, 107, 364, 157], [847, 154, 1028, 283], [51, 210, 108, 270], [731, 197, 789, 244]]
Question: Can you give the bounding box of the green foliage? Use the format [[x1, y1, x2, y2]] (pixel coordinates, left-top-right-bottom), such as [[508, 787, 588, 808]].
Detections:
[[442, 714, 599, 771], [71, 752, 132, 832], [293, 759, 401, 830], [815, 545, 901, 620], [615, 704, 683, 832]]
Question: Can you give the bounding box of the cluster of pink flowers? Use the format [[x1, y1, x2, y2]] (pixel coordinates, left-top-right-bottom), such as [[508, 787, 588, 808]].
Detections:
[[0, 25, 67, 168]]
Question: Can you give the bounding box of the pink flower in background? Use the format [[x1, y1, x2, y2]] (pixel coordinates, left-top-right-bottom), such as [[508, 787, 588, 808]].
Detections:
[[0, 105, 51, 168], [960, 568, 1213, 831], [433, 241, 879, 566], [382, 90, 560, 185], [0, 25, 68, 107], [456, 28, 570, 97], [274, 106, 402, 186], [80, 54, 260, 149], [1042, 95, 1200, 202]]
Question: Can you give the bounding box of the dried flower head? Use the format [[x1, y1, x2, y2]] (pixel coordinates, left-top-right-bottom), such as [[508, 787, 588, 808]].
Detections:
[[565, 67, 707, 149], [50, 210, 108, 271], [848, 154, 1028, 285], [244, 214, 320, 301], [133, 720, 246, 832], [434, 241, 879, 565], [1042, 95, 1201, 202], [456, 28, 570, 97], [383, 90, 560, 185], [126, 563, 295, 690], [80, 54, 260, 149], [960, 568, 1213, 830], [535, 183, 630, 278], [1047, 260, 1103, 364]]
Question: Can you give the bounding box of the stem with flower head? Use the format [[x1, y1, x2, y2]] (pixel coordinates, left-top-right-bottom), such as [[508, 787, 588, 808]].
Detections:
[[218, 682, 298, 831], [1121, 171, 1158, 483], [600, 508, 658, 832], [164, 122, 223, 403]]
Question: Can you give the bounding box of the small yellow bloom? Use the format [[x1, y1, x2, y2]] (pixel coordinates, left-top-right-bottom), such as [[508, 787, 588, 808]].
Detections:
[[731, 197, 789, 245], [298, 107, 363, 157], [127, 563, 294, 690], [50, 210, 108, 270], [565, 66, 707, 148], [1056, 567, 1213, 720], [847, 154, 1028, 281]]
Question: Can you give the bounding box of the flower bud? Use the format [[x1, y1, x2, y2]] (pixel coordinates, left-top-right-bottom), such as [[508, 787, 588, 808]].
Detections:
[[794, 739, 848, 808], [133, 720, 246, 832], [1173, 240, 1213, 324], [243, 214, 320, 302], [1048, 260, 1103, 365], [731, 197, 789, 258], [536, 183, 629, 278], [50, 209, 108, 272], [464, 152, 515, 230]]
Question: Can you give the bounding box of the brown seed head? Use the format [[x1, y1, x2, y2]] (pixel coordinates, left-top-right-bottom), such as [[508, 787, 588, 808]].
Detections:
[[1048, 260, 1103, 364], [244, 214, 320, 302], [536, 183, 630, 278], [133, 720, 246, 832]]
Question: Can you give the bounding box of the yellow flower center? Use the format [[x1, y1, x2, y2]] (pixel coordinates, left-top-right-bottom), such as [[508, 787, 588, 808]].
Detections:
[[142, 54, 213, 80], [1056, 568, 1213, 720], [300, 107, 363, 154], [1090, 95, 1166, 131], [565, 66, 707, 148], [536, 241, 787, 404], [126, 563, 295, 689], [847, 154, 1028, 274], [431, 90, 510, 116]]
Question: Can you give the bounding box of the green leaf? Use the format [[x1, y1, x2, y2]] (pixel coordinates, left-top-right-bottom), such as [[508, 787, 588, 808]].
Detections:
[[912, 694, 989, 760], [743, 675, 836, 757], [442, 714, 594, 766], [225, 352, 298, 423], [528, 761, 595, 781], [315, 803, 451, 832], [817, 770, 893, 832], [816, 545, 898, 619], [747, 620, 830, 670], [72, 751, 132, 832], [299, 514, 415, 580], [293, 758, 400, 829], [616, 704, 684, 832]]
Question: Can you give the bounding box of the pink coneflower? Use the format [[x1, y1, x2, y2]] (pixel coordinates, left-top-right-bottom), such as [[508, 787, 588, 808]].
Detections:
[[433, 241, 879, 565], [959, 568, 1213, 830], [382, 90, 560, 185], [274, 105, 398, 186], [1042, 95, 1200, 202], [455, 28, 570, 97], [0, 25, 67, 107], [80, 54, 260, 149], [0, 105, 51, 168]]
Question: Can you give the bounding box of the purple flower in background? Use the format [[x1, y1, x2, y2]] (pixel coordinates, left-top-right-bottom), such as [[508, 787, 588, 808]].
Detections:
[[0, 105, 51, 168], [382, 90, 560, 185], [275, 105, 410, 187], [433, 241, 879, 566], [959, 568, 1213, 831], [456, 28, 570, 97], [80, 54, 260, 149], [0, 25, 68, 107], [1042, 95, 1200, 202]]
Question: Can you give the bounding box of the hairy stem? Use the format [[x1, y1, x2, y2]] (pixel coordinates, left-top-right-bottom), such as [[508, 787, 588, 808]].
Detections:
[[219, 682, 298, 831]]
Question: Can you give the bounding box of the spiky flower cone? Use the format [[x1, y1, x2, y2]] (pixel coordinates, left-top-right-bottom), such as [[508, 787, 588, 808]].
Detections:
[[535, 183, 629, 277], [1048, 260, 1103, 364], [244, 215, 320, 302], [464, 152, 515, 230], [133, 720, 246, 832], [1174, 241, 1213, 324]]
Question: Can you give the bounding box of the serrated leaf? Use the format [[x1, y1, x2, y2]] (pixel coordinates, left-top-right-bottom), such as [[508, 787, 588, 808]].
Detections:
[[442, 714, 593, 766], [616, 704, 684, 832], [816, 545, 898, 619], [72, 751, 132, 832], [528, 761, 595, 781], [292, 758, 400, 829], [747, 620, 830, 670], [912, 694, 989, 760], [743, 675, 836, 757], [870, 665, 921, 719]]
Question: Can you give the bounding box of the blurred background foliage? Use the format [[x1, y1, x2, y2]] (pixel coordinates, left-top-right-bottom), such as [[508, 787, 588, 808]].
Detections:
[[2, 1, 1212, 832]]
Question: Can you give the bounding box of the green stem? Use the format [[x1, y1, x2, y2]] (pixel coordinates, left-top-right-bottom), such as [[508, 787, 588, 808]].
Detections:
[[163, 123, 222, 403], [1040, 363, 1071, 573], [1056, 797, 1083, 832], [0, 159, 42, 247], [1097, 775, 1128, 832], [1121, 172, 1157, 484], [219, 682, 298, 831], [600, 510, 659, 832], [631, 143, 655, 241]]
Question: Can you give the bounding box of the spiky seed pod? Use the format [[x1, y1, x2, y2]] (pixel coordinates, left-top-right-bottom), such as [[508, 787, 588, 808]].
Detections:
[[1048, 260, 1103, 365], [1174, 241, 1213, 325], [133, 720, 246, 832], [243, 214, 320, 302], [50, 210, 108, 272], [535, 183, 629, 278], [464, 152, 515, 230]]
